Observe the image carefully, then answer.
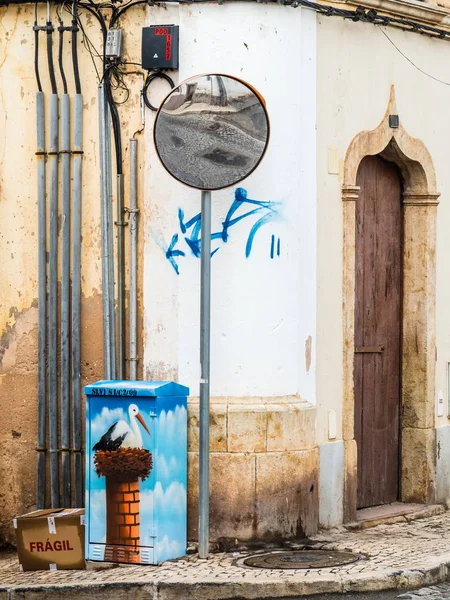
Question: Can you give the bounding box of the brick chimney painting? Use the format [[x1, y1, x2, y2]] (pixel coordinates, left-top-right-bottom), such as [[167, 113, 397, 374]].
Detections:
[[87, 392, 187, 565]]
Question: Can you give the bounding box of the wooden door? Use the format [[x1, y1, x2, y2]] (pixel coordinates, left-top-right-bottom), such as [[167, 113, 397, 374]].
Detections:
[[354, 155, 403, 509]]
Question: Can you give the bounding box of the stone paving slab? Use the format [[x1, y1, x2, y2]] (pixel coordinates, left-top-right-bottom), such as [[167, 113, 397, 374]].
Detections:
[[1, 511, 450, 599]]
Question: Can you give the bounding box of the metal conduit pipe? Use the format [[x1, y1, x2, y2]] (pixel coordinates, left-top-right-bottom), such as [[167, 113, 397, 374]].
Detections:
[[48, 104, 59, 508], [117, 173, 125, 380], [34, 0, 47, 510], [72, 0, 83, 506], [105, 98, 116, 378], [129, 138, 138, 380], [36, 89, 47, 510], [61, 90, 71, 508], [72, 91, 83, 507], [46, 1, 60, 508], [104, 76, 122, 379], [58, 9, 71, 508], [99, 84, 113, 380]]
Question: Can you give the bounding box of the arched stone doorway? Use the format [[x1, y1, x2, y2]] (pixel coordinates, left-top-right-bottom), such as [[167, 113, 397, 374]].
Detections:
[[341, 87, 440, 522]]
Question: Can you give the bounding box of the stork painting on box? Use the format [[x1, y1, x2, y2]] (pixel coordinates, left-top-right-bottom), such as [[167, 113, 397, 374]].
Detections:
[[85, 381, 188, 565]]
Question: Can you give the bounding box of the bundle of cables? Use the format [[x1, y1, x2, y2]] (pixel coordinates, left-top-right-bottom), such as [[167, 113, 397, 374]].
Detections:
[[142, 70, 175, 111]]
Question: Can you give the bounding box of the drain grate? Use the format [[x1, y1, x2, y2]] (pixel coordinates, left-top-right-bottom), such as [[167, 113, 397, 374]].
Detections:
[[242, 550, 360, 570]]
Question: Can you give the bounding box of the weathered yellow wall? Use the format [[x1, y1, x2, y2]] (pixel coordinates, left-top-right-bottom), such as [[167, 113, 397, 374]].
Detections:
[[0, 3, 145, 544], [0, 0, 320, 547]]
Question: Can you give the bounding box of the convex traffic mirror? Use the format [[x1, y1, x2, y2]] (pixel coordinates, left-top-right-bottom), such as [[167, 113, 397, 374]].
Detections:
[[153, 73, 270, 191]]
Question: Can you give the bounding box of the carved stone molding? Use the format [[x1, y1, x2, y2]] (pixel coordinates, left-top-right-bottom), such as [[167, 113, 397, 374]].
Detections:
[[342, 185, 360, 202], [343, 86, 438, 196], [403, 192, 441, 206], [341, 86, 439, 520]]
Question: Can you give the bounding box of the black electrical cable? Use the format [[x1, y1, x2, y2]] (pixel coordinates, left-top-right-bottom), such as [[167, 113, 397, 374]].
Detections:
[[377, 25, 450, 86], [109, 66, 131, 103], [143, 71, 175, 111], [35, 30, 43, 91], [7, 0, 450, 44], [80, 0, 107, 39], [73, 11, 103, 81], [83, 0, 124, 172], [72, 1, 81, 93], [46, 16, 58, 94], [34, 4, 43, 92], [58, 19, 68, 94], [110, 0, 148, 27], [73, 0, 122, 173], [104, 67, 123, 174], [75, 0, 107, 66]]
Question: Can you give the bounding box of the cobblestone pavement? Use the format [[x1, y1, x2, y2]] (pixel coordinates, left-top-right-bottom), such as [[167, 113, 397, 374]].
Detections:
[[2, 510, 450, 599], [398, 584, 450, 600]]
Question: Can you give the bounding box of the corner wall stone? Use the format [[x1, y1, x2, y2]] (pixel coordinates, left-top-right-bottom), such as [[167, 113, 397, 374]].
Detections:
[[402, 427, 436, 503], [435, 426, 450, 506], [319, 440, 344, 528]]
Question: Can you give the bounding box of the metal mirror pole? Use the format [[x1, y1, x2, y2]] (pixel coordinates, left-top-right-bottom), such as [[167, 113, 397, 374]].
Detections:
[[153, 73, 269, 559], [199, 189, 211, 559]]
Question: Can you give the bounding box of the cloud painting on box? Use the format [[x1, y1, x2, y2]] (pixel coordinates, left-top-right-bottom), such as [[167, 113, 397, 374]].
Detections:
[[85, 381, 188, 565]]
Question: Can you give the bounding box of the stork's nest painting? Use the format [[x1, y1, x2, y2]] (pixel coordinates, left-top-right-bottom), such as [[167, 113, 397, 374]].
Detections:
[[94, 448, 153, 482]]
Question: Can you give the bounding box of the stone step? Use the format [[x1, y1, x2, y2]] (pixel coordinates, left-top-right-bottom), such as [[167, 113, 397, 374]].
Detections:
[[344, 504, 445, 531]]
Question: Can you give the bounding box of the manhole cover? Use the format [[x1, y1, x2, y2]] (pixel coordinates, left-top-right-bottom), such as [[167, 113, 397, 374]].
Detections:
[[242, 550, 360, 569]]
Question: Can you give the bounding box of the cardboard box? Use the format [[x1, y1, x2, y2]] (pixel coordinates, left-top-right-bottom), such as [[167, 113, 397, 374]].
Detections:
[[14, 508, 85, 571]]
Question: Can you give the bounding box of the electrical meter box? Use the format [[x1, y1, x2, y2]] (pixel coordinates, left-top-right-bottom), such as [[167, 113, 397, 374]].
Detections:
[[142, 25, 179, 70], [85, 380, 188, 565]]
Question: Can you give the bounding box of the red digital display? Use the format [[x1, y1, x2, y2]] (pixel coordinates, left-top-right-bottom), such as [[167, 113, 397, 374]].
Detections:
[[166, 34, 172, 60], [155, 27, 169, 36]]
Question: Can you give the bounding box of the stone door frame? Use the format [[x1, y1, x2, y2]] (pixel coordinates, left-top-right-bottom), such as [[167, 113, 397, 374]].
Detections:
[[341, 87, 440, 522]]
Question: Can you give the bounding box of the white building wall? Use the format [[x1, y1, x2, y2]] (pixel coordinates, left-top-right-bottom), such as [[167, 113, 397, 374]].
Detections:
[[317, 16, 450, 444], [316, 16, 450, 512], [143, 4, 317, 401]]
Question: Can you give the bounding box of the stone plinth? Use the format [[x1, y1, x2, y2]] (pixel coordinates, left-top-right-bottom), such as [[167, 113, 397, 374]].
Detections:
[[187, 396, 318, 542]]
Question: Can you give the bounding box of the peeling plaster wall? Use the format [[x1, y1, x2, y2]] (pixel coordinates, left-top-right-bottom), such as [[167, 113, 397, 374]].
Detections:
[[0, 0, 318, 544], [0, 4, 145, 543]]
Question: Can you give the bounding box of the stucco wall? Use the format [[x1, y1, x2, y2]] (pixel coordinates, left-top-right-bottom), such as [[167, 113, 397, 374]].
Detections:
[[316, 16, 450, 515], [0, 3, 145, 543], [143, 2, 318, 540], [4, 0, 449, 544], [144, 3, 317, 402], [0, 1, 318, 543]]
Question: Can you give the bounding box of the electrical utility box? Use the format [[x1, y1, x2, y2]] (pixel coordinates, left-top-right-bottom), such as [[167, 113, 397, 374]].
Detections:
[[142, 25, 179, 70], [85, 380, 188, 565], [105, 29, 123, 58]]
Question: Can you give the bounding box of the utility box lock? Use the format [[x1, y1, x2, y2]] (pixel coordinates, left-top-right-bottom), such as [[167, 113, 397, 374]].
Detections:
[[142, 25, 179, 70]]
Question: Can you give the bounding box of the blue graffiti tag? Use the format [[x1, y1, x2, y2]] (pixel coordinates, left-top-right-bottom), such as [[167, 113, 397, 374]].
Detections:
[[164, 187, 281, 274], [270, 235, 281, 259], [165, 234, 186, 275]]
